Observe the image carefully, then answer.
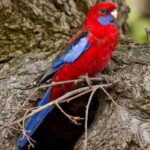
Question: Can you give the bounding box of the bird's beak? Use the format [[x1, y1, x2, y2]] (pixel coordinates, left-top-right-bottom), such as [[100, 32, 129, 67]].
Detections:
[[111, 9, 118, 20]]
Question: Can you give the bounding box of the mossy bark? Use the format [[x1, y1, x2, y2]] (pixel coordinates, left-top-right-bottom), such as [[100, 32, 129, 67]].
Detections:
[[0, 0, 129, 62]]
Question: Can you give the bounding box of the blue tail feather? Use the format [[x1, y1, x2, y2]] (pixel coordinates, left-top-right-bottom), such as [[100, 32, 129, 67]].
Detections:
[[17, 88, 54, 150]]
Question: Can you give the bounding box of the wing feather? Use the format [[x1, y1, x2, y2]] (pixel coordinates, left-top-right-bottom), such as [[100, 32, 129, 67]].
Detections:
[[39, 30, 91, 84]]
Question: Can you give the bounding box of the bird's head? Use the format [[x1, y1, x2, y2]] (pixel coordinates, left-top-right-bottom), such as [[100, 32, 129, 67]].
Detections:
[[84, 2, 118, 35]]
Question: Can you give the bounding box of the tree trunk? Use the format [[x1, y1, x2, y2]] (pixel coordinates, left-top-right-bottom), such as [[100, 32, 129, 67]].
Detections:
[[75, 42, 150, 150], [0, 0, 129, 63], [0, 0, 150, 150]]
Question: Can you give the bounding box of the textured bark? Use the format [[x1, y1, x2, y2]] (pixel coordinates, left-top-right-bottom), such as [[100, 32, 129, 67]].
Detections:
[[75, 43, 150, 150], [1, 0, 149, 150], [0, 0, 129, 63]]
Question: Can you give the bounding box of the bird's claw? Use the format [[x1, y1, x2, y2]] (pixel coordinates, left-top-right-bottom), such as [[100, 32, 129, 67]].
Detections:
[[99, 74, 112, 84], [80, 75, 92, 88]]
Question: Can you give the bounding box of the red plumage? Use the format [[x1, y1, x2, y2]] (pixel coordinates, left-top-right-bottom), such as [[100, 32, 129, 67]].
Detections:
[[50, 2, 118, 100], [17, 3, 119, 149]]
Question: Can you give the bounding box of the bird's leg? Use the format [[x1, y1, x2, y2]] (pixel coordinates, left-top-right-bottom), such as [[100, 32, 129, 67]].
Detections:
[[79, 74, 92, 88]]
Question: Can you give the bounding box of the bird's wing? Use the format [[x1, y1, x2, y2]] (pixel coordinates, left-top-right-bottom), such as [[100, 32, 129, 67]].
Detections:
[[39, 30, 92, 84]]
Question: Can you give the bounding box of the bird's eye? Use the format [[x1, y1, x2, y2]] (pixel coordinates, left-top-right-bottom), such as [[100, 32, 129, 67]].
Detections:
[[100, 8, 107, 14]]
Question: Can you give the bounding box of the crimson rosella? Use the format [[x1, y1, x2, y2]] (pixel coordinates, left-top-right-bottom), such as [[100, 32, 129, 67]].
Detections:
[[17, 2, 118, 149]]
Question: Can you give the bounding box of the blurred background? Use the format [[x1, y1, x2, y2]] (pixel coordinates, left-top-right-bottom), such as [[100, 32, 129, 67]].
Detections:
[[127, 0, 150, 43]]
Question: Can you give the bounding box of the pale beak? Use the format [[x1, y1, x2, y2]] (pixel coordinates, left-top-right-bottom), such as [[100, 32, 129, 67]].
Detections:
[[111, 9, 118, 20]]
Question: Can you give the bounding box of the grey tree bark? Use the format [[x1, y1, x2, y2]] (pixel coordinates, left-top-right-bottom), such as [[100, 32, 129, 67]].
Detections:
[[75, 43, 150, 150], [0, 0, 150, 150]]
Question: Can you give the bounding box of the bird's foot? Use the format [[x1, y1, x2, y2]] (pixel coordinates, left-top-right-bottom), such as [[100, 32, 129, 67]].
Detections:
[[99, 74, 112, 84], [79, 75, 92, 88]]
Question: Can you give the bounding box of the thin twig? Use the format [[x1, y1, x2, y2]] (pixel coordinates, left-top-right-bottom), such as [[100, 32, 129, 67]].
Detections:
[[1, 83, 112, 129], [18, 123, 36, 148], [62, 89, 93, 103], [2, 77, 104, 129], [6, 88, 38, 126], [84, 87, 99, 150], [7, 87, 92, 126], [56, 103, 84, 125], [37, 77, 105, 90], [4, 125, 22, 132], [100, 86, 119, 108], [0, 77, 113, 148]]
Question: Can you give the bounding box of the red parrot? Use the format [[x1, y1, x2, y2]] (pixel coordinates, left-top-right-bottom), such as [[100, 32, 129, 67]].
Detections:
[[18, 2, 118, 149]]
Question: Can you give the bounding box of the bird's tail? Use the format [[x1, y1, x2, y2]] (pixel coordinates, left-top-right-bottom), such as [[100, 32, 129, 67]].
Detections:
[[17, 88, 54, 150]]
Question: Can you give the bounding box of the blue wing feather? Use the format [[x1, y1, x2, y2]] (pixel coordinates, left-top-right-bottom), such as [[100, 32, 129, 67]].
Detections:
[[17, 88, 54, 149], [52, 31, 90, 69]]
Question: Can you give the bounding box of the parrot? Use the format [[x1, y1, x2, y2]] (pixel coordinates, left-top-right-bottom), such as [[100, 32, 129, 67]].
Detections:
[[17, 2, 118, 149]]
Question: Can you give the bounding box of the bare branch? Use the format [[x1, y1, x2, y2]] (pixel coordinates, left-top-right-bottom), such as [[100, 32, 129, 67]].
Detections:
[[84, 87, 99, 150]]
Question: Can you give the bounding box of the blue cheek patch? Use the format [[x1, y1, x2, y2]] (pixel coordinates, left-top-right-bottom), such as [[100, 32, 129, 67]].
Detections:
[[98, 14, 113, 26]]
